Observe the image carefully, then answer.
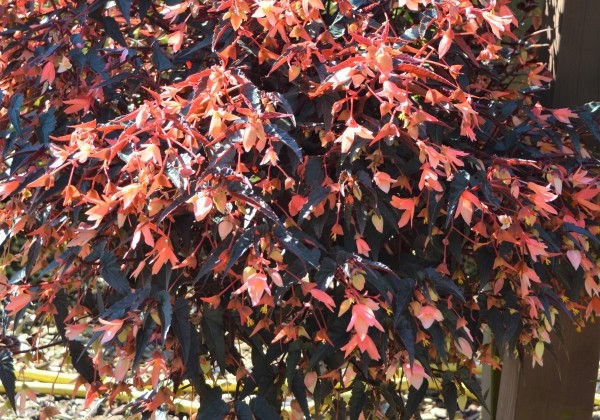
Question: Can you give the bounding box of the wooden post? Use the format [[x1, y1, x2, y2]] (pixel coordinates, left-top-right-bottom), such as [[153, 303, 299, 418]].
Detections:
[[481, 364, 494, 420], [496, 316, 600, 419], [545, 0, 600, 107], [494, 1, 600, 419], [518, 319, 600, 419], [494, 354, 520, 420]]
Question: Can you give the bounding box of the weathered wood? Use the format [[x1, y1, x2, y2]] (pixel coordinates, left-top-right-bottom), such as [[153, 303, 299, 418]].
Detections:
[[497, 316, 600, 420], [495, 354, 519, 420], [515, 318, 600, 419], [547, 0, 600, 107]]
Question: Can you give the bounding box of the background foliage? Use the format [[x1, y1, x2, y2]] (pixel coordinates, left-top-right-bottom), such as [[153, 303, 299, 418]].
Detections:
[[0, 0, 599, 418]]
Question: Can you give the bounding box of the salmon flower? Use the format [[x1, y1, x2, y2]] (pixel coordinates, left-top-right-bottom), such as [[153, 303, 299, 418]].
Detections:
[[234, 267, 271, 306], [355, 235, 371, 256], [96, 318, 124, 344], [346, 301, 384, 340], [341, 333, 381, 360], [341, 299, 385, 359], [413, 303, 443, 329], [403, 361, 430, 389]]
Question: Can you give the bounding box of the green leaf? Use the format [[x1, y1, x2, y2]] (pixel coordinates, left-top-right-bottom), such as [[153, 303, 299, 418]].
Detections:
[[329, 397, 347, 418], [139, 0, 151, 19], [271, 92, 296, 126], [234, 401, 254, 420], [265, 124, 302, 161], [185, 366, 205, 399], [115, 0, 131, 25], [36, 107, 56, 145], [102, 16, 127, 47], [459, 368, 487, 407], [563, 223, 600, 248], [52, 289, 70, 339], [8, 93, 23, 139], [193, 235, 234, 283], [425, 268, 465, 302], [200, 305, 226, 372], [8, 267, 25, 285], [315, 92, 338, 132], [447, 230, 464, 265], [94, 72, 132, 89], [99, 287, 150, 320], [428, 323, 448, 363], [291, 373, 311, 419], [394, 277, 416, 319], [25, 236, 43, 278], [380, 382, 405, 418], [156, 290, 172, 343], [273, 226, 320, 268], [442, 377, 458, 419], [172, 298, 192, 366], [133, 315, 156, 370], [396, 317, 416, 365], [285, 341, 302, 385], [405, 379, 428, 417], [445, 170, 469, 228], [224, 228, 255, 274], [400, 26, 420, 43], [476, 247, 495, 288], [348, 380, 366, 420], [0, 350, 16, 412], [309, 343, 334, 371], [314, 257, 336, 288], [227, 180, 280, 223], [329, 13, 347, 39], [238, 374, 259, 401], [313, 380, 333, 416], [240, 82, 262, 111], [99, 251, 131, 295], [419, 8, 438, 36], [487, 307, 504, 352], [298, 186, 331, 223], [476, 175, 501, 209], [7, 144, 42, 178], [505, 312, 521, 352], [348, 0, 367, 8], [249, 396, 281, 420], [534, 224, 561, 252], [304, 157, 324, 188], [196, 385, 227, 419], [69, 341, 97, 384], [362, 265, 395, 298], [153, 41, 173, 71], [176, 37, 213, 62], [582, 101, 600, 114], [196, 399, 229, 420], [427, 189, 445, 237], [579, 108, 600, 142]]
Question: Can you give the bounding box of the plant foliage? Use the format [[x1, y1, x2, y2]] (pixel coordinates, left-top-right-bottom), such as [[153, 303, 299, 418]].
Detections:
[[0, 0, 599, 417]]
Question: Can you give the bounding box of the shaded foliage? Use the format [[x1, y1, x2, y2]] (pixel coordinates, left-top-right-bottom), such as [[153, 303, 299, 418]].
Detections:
[[0, 0, 599, 418]]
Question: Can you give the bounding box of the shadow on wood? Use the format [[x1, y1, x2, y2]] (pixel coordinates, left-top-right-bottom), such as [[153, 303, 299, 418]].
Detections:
[[546, 0, 600, 108]]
